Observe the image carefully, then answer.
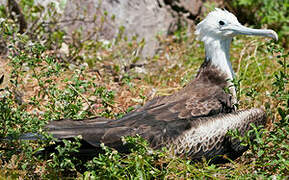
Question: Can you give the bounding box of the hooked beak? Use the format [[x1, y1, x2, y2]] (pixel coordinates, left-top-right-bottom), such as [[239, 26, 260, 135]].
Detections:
[[225, 24, 278, 41]]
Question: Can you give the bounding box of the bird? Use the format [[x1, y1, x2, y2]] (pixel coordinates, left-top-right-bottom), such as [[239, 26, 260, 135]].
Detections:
[[39, 9, 278, 162]]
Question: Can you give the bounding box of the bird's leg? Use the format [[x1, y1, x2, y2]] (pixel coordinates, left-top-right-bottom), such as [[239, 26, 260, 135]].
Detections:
[[229, 83, 238, 110]]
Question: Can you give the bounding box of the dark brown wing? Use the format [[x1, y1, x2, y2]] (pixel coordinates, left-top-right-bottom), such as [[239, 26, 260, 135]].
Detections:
[[47, 108, 266, 162], [47, 60, 232, 147], [112, 59, 233, 126], [46, 59, 239, 160]]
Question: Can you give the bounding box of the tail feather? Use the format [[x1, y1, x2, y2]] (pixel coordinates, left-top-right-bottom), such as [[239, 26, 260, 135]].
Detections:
[[18, 133, 45, 140], [46, 117, 117, 147], [1, 133, 44, 141]]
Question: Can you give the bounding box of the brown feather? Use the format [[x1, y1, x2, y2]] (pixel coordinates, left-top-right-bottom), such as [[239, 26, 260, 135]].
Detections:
[[45, 59, 265, 162]]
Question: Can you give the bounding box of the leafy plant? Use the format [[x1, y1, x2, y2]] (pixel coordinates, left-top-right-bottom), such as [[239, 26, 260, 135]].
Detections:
[[229, 41, 289, 177], [84, 136, 163, 179]]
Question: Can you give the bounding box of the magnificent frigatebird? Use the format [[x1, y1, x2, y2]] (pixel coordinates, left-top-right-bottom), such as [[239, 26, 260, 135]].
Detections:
[[43, 9, 278, 161]]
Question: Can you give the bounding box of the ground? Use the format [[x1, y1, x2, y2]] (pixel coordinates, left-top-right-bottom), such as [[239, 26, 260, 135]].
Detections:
[[0, 24, 288, 178]]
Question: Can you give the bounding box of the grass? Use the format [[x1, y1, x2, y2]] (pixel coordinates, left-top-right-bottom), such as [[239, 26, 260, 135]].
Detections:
[[0, 3, 289, 179]]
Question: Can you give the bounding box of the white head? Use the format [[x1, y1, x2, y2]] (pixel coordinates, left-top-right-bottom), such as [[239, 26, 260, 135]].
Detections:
[[195, 9, 278, 105], [195, 8, 278, 43], [194, 9, 278, 80]]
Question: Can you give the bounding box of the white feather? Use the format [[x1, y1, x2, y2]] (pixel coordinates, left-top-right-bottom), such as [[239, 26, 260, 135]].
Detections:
[[195, 9, 241, 80]]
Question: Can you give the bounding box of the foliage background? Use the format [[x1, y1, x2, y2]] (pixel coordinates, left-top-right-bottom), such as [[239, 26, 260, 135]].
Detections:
[[0, 0, 288, 178]]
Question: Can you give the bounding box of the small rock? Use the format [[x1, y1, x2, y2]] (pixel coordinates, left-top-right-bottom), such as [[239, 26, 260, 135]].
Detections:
[[59, 42, 69, 56]]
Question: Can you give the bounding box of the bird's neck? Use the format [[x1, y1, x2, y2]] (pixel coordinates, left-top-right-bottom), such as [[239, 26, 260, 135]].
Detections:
[[204, 38, 237, 105], [204, 38, 234, 80]]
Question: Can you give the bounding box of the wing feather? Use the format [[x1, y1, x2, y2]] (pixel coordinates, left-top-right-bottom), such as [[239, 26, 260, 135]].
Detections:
[[172, 108, 266, 161]]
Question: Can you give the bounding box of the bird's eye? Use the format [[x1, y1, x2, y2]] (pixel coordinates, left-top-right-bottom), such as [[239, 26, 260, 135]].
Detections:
[[219, 21, 225, 26]]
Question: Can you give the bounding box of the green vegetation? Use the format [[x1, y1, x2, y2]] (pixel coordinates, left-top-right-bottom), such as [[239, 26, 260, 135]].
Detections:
[[0, 1, 288, 179], [227, 0, 289, 45]]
